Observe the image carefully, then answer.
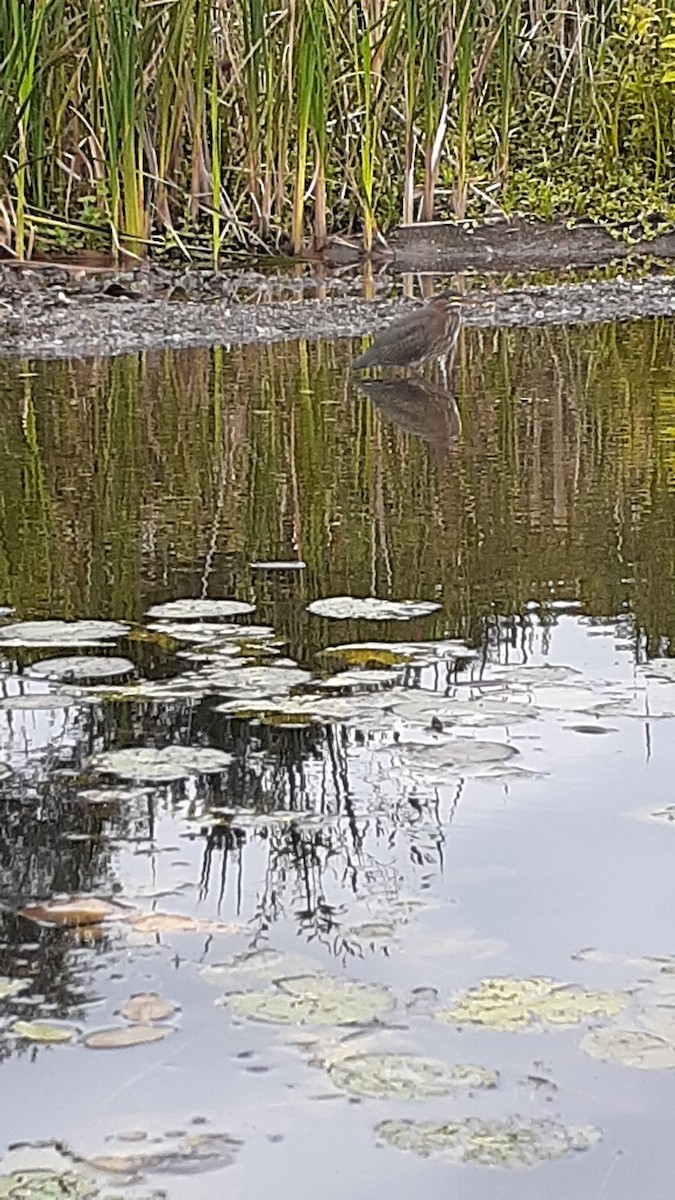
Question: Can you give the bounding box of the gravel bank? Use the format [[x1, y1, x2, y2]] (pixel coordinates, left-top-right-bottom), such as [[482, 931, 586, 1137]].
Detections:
[[2, 264, 675, 360]]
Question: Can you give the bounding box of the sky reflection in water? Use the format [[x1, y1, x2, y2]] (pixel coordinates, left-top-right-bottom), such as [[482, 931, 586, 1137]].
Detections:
[[0, 319, 674, 1199]]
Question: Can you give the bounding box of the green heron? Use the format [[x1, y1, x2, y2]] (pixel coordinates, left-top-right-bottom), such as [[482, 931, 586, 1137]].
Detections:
[[352, 291, 480, 375], [357, 375, 461, 458]]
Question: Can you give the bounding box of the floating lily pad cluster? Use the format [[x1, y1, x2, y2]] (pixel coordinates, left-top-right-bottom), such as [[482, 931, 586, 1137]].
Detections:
[[436, 976, 628, 1032], [376, 1115, 600, 1167], [223, 974, 395, 1026]]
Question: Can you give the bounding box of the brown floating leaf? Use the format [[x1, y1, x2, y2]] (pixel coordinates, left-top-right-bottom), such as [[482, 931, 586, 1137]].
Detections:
[[84, 1024, 174, 1049], [20, 895, 133, 928], [120, 993, 177, 1023]]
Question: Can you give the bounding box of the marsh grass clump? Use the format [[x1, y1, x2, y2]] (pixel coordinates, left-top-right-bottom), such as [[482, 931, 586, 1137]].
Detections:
[[1, 0, 675, 258]]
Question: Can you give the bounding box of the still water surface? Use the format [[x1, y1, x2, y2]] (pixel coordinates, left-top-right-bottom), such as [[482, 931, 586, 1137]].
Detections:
[[1, 317, 675, 1198]]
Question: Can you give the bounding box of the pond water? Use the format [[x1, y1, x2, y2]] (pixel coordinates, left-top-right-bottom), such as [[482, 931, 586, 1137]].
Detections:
[[1, 317, 675, 1198]]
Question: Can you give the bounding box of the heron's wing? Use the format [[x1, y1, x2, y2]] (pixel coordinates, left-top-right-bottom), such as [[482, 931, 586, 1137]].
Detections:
[[352, 306, 433, 368], [353, 314, 446, 368]]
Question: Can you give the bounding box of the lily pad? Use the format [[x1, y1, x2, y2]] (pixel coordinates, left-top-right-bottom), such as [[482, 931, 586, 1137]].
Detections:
[[399, 740, 518, 773], [224, 975, 394, 1026], [26, 656, 134, 684], [128, 912, 244, 935], [328, 1053, 498, 1099], [88, 745, 231, 782], [200, 948, 322, 986], [0, 762, 12, 780], [76, 787, 152, 806], [580, 1025, 675, 1070], [120, 993, 177, 1023], [393, 695, 537, 727], [0, 977, 29, 1000], [307, 597, 441, 621], [146, 599, 254, 620], [0, 692, 81, 711], [0, 1168, 99, 1198], [84, 1024, 174, 1049], [0, 621, 128, 648], [210, 664, 313, 700], [318, 640, 472, 668], [250, 560, 306, 570], [376, 1115, 600, 1167], [19, 895, 132, 928], [12, 1020, 79, 1044], [436, 976, 628, 1031], [87, 1130, 240, 1177]]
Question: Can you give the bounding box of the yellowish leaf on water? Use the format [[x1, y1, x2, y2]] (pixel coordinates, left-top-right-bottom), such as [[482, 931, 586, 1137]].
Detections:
[[84, 1024, 174, 1049]]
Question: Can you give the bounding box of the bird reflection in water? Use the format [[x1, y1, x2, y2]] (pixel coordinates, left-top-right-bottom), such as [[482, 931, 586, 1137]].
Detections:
[[356, 374, 461, 459]]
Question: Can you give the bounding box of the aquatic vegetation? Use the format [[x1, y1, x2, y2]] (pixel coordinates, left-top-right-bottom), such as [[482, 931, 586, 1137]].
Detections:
[[88, 745, 232, 782], [223, 975, 395, 1026], [437, 977, 628, 1032], [11, 1021, 79, 1044], [376, 1115, 601, 1167], [120, 994, 177, 1023], [146, 599, 255, 620], [328, 1053, 498, 1100], [0, 978, 29, 1001], [3, 0, 675, 256], [580, 1027, 675, 1071], [19, 896, 132, 928], [87, 1130, 241, 1177], [307, 597, 441, 621], [0, 693, 81, 711], [26, 657, 134, 683], [84, 1024, 174, 1050], [0, 621, 128, 648], [0, 1169, 99, 1199], [200, 949, 322, 986], [126, 912, 244, 936]]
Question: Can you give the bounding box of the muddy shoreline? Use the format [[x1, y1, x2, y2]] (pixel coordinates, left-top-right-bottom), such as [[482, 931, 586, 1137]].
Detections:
[[3, 214, 675, 360], [2, 272, 675, 361]]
